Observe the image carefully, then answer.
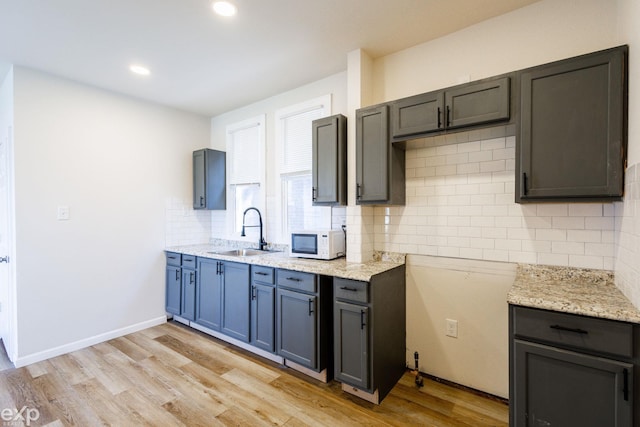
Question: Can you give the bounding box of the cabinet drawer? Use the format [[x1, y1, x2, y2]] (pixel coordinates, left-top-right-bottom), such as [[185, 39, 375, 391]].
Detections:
[[334, 278, 368, 304], [166, 252, 181, 267], [276, 269, 316, 293], [252, 266, 274, 284], [513, 306, 633, 358], [182, 255, 197, 269]]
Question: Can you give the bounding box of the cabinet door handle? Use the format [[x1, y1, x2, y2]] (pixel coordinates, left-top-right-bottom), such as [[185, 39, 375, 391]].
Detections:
[[437, 107, 442, 128], [252, 286, 257, 300], [340, 286, 358, 292], [286, 277, 301, 282], [175, 269, 180, 281], [312, 187, 317, 202], [360, 310, 366, 330], [356, 183, 362, 200], [522, 172, 528, 196], [623, 368, 629, 401], [200, 196, 204, 207], [446, 105, 451, 127], [549, 324, 588, 335], [308, 299, 314, 315], [189, 272, 195, 284]]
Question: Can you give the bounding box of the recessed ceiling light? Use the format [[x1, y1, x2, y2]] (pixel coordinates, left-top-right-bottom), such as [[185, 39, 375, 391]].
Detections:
[[212, 1, 237, 17], [129, 64, 150, 76]]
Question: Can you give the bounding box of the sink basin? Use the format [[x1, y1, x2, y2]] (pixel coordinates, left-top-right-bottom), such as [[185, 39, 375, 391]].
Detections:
[[208, 248, 277, 257]]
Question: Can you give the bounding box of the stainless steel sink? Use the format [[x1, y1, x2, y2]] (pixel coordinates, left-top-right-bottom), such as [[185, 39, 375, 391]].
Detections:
[[208, 248, 278, 257]]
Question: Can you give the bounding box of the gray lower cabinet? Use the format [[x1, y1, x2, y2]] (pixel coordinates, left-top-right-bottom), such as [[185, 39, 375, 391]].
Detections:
[[516, 45, 627, 202], [250, 266, 275, 353], [165, 252, 181, 316], [312, 114, 347, 206], [195, 258, 250, 341], [193, 148, 226, 210], [180, 255, 197, 321], [355, 104, 405, 205], [333, 265, 406, 403], [510, 305, 638, 426], [276, 269, 331, 373], [195, 258, 222, 330], [220, 261, 251, 342]]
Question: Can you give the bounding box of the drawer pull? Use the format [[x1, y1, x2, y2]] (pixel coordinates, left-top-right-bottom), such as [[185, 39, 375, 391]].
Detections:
[[255, 272, 268, 276], [549, 324, 588, 335], [168, 255, 177, 259], [286, 277, 301, 282], [623, 368, 629, 401], [340, 286, 358, 292]]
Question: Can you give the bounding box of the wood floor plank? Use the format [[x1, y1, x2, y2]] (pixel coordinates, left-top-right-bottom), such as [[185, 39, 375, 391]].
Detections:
[[0, 323, 508, 426]]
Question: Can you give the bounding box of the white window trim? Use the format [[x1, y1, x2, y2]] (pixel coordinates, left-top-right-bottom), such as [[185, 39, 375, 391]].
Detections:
[[225, 114, 266, 242], [274, 95, 332, 243]]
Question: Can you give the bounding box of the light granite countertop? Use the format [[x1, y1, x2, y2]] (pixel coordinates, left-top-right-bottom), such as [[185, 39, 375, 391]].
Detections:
[[508, 264, 640, 324], [165, 244, 405, 282]]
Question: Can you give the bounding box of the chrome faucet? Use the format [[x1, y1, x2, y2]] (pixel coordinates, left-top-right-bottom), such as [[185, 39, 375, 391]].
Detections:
[[241, 207, 267, 250]]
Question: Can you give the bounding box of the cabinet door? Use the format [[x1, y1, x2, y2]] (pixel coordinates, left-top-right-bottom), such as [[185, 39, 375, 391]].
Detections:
[[334, 301, 369, 390], [250, 283, 275, 352], [165, 265, 181, 315], [276, 288, 317, 369], [221, 261, 251, 342], [445, 77, 510, 129], [195, 259, 222, 330], [518, 47, 625, 201], [391, 91, 443, 138], [356, 105, 389, 204], [193, 149, 206, 209], [312, 114, 346, 206], [181, 269, 196, 321], [513, 340, 633, 427]]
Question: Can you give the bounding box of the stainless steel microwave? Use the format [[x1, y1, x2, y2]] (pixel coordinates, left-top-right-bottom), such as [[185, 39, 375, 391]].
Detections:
[[290, 230, 345, 260]]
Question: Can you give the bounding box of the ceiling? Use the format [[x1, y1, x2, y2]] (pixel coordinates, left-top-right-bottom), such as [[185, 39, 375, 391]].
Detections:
[[0, 0, 541, 117]]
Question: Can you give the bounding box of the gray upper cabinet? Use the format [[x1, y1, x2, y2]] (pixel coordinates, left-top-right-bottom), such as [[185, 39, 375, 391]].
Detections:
[[312, 114, 347, 206], [391, 76, 510, 139], [356, 105, 405, 205], [516, 46, 627, 202], [193, 148, 226, 210]]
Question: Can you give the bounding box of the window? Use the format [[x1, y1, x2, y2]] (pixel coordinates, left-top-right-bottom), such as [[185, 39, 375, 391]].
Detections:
[[226, 115, 265, 236], [275, 95, 332, 240]]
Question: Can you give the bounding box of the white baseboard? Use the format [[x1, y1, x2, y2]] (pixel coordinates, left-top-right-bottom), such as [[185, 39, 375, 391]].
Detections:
[[13, 316, 167, 368]]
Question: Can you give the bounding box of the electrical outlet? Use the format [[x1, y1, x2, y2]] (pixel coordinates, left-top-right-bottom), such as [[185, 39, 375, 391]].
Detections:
[[57, 206, 70, 221], [446, 318, 458, 338]]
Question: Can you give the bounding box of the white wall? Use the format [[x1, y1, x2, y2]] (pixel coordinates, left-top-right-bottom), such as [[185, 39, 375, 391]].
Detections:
[[209, 72, 348, 245], [368, 0, 626, 398], [614, 0, 640, 308], [0, 68, 14, 356], [12, 67, 210, 365]]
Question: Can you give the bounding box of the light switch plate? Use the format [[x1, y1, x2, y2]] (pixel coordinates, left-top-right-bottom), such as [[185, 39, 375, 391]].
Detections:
[[57, 206, 70, 220]]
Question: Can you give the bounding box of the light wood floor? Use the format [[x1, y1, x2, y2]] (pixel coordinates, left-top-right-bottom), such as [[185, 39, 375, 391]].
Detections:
[[0, 322, 508, 426]]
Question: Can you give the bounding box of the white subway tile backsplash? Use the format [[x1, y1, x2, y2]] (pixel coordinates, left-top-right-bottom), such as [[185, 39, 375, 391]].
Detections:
[[375, 126, 624, 272]]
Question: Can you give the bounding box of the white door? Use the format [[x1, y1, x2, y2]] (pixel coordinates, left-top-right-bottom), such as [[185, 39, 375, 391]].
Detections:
[[0, 126, 14, 360]]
